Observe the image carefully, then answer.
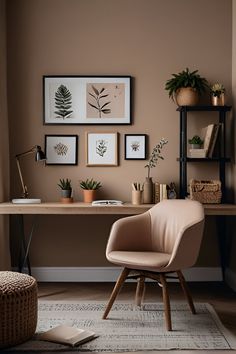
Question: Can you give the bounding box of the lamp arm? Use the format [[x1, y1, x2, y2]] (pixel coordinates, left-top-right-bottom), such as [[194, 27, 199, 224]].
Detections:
[[16, 157, 28, 198], [15, 146, 36, 159]]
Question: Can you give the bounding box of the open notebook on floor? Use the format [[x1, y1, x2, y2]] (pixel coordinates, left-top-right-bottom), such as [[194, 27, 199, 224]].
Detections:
[[38, 325, 97, 347]]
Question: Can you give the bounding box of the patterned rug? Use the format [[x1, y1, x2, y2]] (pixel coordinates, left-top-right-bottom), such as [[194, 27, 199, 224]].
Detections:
[[6, 301, 236, 351]]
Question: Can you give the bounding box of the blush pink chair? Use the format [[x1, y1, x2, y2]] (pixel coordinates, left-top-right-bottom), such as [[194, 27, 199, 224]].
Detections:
[[102, 199, 205, 330]]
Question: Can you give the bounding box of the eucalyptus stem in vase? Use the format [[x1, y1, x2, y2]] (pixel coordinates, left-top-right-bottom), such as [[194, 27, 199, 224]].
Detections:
[[143, 138, 168, 204]]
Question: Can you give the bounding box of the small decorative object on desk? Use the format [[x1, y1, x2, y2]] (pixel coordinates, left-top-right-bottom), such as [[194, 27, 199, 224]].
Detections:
[[58, 178, 73, 203], [189, 179, 222, 204], [210, 83, 225, 106], [144, 138, 168, 204], [80, 178, 102, 203], [168, 182, 177, 199], [131, 182, 143, 205]]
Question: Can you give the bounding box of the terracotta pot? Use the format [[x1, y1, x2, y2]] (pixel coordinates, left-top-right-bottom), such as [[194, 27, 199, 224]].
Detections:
[[211, 94, 225, 106], [175, 87, 199, 106], [83, 190, 97, 203]]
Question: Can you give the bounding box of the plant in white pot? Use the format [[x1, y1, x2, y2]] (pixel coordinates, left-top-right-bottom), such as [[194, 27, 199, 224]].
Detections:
[[188, 135, 204, 149], [143, 138, 168, 204], [165, 68, 209, 106], [80, 178, 102, 203], [58, 178, 73, 203]]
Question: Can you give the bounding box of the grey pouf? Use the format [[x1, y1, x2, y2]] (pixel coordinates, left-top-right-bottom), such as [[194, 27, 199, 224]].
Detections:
[[0, 271, 38, 349]]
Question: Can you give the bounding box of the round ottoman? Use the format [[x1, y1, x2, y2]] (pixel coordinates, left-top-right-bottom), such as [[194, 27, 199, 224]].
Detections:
[[0, 271, 38, 349]]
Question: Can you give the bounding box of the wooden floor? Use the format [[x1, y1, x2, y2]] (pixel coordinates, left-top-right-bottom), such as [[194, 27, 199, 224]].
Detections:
[[37, 281, 236, 354]]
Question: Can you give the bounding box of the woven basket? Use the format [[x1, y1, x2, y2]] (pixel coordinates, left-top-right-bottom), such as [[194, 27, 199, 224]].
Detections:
[[0, 271, 38, 349], [189, 179, 222, 204]]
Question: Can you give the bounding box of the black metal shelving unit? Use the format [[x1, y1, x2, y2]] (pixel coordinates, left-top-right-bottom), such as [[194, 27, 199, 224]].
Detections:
[[177, 105, 232, 202]]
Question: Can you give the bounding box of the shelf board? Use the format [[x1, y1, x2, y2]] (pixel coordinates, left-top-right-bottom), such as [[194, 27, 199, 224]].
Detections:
[[176, 105, 231, 112], [177, 157, 231, 162]]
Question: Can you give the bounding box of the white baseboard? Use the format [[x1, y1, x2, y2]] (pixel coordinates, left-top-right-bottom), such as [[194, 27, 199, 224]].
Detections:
[[225, 268, 236, 291], [19, 266, 223, 282]]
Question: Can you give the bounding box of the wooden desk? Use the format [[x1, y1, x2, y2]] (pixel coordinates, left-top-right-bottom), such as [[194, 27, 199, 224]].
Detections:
[[0, 202, 235, 277]]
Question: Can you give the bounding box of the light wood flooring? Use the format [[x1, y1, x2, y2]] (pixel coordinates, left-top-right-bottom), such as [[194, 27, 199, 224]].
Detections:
[[37, 281, 236, 354]]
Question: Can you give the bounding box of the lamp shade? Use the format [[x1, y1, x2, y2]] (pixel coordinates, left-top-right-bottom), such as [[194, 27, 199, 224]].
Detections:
[[35, 146, 46, 161]]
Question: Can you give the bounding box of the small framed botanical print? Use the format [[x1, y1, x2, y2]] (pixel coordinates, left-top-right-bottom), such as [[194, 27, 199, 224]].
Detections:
[[86, 132, 118, 166], [125, 134, 147, 160], [45, 135, 78, 165]]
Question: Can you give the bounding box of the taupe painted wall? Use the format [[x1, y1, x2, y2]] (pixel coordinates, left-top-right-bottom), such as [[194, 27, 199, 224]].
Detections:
[[6, 0, 232, 267]]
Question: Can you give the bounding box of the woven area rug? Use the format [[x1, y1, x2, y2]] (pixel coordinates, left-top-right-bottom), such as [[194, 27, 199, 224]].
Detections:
[[7, 301, 236, 352]]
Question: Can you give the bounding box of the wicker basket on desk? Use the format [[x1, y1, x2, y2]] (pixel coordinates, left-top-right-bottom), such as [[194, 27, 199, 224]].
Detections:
[[189, 179, 222, 204]]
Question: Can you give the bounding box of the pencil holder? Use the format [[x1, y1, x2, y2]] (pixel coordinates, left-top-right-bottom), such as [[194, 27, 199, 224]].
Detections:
[[132, 190, 143, 205]]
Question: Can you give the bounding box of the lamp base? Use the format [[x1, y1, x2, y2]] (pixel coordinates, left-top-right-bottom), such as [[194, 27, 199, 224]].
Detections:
[[12, 198, 42, 204]]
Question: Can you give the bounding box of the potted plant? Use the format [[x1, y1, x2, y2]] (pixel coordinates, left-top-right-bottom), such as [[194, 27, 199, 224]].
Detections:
[[143, 138, 168, 203], [210, 83, 225, 106], [165, 68, 209, 106], [188, 135, 204, 149], [80, 178, 102, 203], [58, 178, 73, 203]]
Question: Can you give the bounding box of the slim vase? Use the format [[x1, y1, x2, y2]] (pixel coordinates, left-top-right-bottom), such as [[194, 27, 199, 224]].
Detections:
[[143, 177, 153, 204]]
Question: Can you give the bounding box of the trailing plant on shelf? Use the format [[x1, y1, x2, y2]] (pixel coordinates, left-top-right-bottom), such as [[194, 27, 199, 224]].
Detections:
[[145, 138, 168, 178], [165, 68, 209, 105], [80, 178, 102, 190]]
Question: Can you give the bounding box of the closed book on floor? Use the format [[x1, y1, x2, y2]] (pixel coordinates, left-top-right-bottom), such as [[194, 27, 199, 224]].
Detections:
[[38, 325, 97, 347]]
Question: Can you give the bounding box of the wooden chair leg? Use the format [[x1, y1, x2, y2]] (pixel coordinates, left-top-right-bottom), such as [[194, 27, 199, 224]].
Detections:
[[135, 276, 146, 306], [177, 270, 196, 314], [102, 267, 130, 319], [159, 273, 172, 331]]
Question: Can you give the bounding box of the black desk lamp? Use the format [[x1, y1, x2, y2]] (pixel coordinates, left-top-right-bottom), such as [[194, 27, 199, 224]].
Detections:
[[12, 145, 46, 204]]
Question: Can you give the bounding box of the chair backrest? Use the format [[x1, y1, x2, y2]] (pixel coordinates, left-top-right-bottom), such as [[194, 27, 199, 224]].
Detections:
[[149, 199, 205, 271]]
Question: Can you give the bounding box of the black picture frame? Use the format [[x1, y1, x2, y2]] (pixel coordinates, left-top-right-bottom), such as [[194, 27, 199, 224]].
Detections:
[[45, 135, 78, 165], [124, 134, 147, 160], [43, 75, 131, 125]]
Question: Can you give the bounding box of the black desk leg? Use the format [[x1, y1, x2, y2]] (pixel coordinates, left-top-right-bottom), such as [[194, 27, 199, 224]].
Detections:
[[17, 215, 38, 275], [216, 215, 227, 281]]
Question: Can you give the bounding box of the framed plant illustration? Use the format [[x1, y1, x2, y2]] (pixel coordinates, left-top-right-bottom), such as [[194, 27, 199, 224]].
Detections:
[[45, 135, 78, 165], [43, 76, 131, 125], [86, 132, 118, 166], [125, 134, 147, 160]]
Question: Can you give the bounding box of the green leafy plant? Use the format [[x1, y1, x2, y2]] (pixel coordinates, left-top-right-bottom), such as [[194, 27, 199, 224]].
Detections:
[[80, 178, 102, 190], [210, 83, 225, 97], [165, 68, 209, 100], [145, 138, 168, 178], [57, 178, 72, 190], [188, 135, 204, 145], [54, 84, 73, 119], [88, 85, 111, 118]]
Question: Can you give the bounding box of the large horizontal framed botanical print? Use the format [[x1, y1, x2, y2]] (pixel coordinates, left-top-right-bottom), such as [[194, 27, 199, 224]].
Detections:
[[43, 76, 131, 125], [86, 132, 118, 166], [45, 135, 78, 165]]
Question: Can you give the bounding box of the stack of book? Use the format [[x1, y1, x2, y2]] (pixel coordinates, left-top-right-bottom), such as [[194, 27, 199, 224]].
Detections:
[[189, 123, 221, 158], [154, 183, 168, 203]]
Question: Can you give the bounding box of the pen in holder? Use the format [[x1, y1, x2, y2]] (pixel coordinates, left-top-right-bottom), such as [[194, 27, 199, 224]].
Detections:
[[131, 183, 143, 205]]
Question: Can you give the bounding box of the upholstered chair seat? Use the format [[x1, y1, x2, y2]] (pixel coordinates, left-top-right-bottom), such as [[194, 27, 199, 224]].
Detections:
[[103, 199, 205, 331]]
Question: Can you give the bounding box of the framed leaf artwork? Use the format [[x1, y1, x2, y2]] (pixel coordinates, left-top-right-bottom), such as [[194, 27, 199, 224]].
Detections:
[[43, 76, 131, 125], [86, 132, 118, 166], [45, 135, 78, 165], [125, 134, 147, 160]]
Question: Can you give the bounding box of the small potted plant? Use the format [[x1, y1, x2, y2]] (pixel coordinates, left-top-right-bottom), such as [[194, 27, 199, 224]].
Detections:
[[143, 138, 168, 203], [188, 135, 204, 149], [58, 178, 73, 203], [165, 67, 209, 106], [210, 83, 225, 106], [80, 178, 102, 203]]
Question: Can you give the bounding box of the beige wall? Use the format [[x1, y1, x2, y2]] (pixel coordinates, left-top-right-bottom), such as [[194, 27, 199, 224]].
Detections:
[[6, 0, 233, 267]]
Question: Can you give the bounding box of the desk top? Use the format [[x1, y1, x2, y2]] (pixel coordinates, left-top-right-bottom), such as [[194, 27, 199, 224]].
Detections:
[[0, 202, 236, 215]]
